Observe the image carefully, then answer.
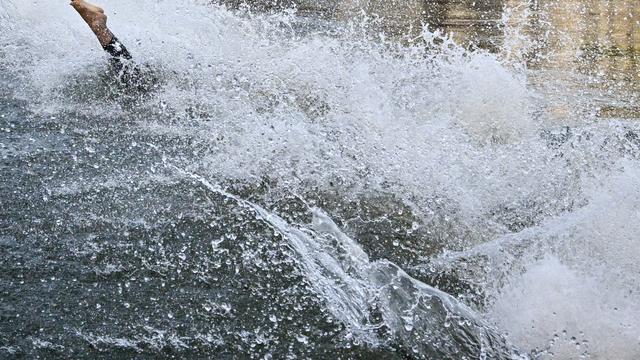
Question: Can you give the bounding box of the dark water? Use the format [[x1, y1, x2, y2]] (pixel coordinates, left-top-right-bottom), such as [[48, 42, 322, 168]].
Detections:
[[1, 1, 639, 359], [0, 70, 519, 358]]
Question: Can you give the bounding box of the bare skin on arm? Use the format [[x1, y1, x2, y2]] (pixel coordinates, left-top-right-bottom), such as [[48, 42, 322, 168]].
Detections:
[[70, 0, 113, 47], [69, 0, 150, 89]]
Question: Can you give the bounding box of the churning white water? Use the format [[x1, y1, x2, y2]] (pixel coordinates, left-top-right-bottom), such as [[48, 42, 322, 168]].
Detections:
[[1, 0, 639, 358]]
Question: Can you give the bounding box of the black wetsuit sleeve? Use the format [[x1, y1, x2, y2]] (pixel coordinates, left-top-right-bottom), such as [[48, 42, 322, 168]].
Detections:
[[102, 35, 148, 88], [103, 36, 132, 60]]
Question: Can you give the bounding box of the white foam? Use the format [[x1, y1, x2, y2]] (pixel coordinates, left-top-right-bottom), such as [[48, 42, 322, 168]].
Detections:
[[482, 162, 640, 358], [489, 256, 640, 359]]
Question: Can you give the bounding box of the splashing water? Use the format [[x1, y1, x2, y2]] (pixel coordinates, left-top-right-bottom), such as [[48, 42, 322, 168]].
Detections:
[[1, 0, 639, 358]]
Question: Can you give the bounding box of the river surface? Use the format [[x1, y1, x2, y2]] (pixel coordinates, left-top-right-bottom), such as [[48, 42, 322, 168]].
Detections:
[[1, 0, 639, 359]]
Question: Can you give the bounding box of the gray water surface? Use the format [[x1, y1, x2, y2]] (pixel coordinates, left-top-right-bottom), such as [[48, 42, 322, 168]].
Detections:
[[1, 1, 639, 358]]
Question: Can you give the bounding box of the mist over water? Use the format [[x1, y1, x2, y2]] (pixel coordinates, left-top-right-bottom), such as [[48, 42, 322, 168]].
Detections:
[[1, 0, 639, 358]]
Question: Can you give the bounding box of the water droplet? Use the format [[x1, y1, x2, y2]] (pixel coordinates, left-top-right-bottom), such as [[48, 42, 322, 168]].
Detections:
[[295, 334, 308, 344]]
